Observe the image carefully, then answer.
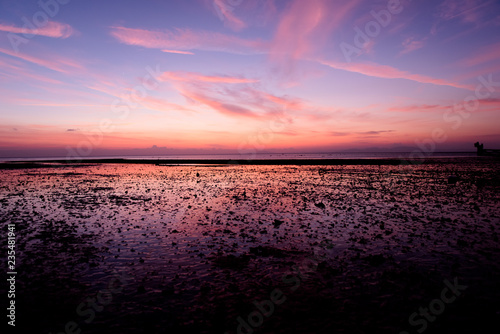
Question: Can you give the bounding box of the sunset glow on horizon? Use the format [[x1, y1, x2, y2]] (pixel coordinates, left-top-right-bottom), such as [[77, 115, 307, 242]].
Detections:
[[1, 0, 500, 158]]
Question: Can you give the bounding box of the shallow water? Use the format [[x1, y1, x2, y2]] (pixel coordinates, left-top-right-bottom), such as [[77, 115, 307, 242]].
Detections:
[[1, 160, 499, 333]]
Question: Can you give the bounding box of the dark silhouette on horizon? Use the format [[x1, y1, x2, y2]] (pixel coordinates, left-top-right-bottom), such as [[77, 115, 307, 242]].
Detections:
[[475, 142, 500, 156]]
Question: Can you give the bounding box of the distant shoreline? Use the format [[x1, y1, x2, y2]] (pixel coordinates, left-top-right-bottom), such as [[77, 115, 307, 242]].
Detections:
[[0, 151, 479, 162], [0, 156, 497, 169]]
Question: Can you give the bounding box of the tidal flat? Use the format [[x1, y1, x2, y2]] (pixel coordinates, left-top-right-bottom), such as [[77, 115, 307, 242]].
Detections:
[[1, 158, 499, 333]]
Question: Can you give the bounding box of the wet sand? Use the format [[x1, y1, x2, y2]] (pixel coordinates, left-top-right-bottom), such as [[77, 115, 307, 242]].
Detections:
[[1, 157, 499, 333]]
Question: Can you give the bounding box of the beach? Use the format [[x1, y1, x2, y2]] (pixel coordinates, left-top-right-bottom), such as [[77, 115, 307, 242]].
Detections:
[[1, 157, 499, 333]]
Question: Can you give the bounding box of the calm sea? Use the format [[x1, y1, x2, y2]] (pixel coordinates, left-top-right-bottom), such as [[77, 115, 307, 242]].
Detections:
[[0, 152, 478, 162]]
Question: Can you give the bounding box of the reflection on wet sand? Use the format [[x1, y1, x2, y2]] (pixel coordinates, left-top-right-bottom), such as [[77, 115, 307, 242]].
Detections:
[[1, 158, 499, 333]]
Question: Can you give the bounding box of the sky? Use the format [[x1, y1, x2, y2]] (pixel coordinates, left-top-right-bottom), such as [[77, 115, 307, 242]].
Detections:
[[0, 0, 499, 158]]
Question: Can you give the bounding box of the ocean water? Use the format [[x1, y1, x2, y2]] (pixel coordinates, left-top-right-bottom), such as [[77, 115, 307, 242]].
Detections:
[[0, 151, 478, 162]]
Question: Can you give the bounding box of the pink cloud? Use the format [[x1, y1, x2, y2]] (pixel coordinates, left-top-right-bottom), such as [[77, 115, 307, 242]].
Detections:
[[110, 0, 359, 64], [362, 40, 376, 56], [387, 104, 449, 113], [159, 71, 258, 84], [0, 56, 63, 85], [0, 70, 62, 85], [109, 26, 267, 55], [399, 37, 426, 56], [222, 86, 303, 117], [0, 21, 74, 38], [441, 0, 494, 22], [261, 92, 303, 111], [86, 80, 194, 114], [162, 70, 305, 119], [0, 47, 83, 73], [83, 84, 119, 99], [457, 42, 500, 67], [387, 99, 500, 113], [162, 49, 195, 55], [213, 0, 247, 31], [433, 0, 497, 36], [270, 0, 359, 66], [139, 96, 194, 113], [271, 0, 327, 60], [389, 19, 414, 35], [320, 60, 472, 90], [10, 85, 111, 109], [13, 98, 104, 107], [208, 0, 277, 30], [180, 89, 257, 118], [453, 62, 500, 82], [476, 98, 500, 111]]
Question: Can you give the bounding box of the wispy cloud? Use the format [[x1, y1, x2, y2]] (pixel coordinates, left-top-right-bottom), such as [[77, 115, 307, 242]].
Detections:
[[161, 49, 195, 55], [139, 96, 194, 114], [387, 104, 449, 113], [330, 131, 349, 136], [109, 0, 359, 73], [476, 98, 500, 111], [357, 130, 394, 135], [399, 37, 426, 56], [213, 0, 247, 31], [432, 0, 498, 37], [16, 101, 104, 107], [270, 0, 360, 73], [159, 71, 259, 84], [109, 26, 267, 55], [179, 89, 257, 118], [0, 21, 74, 38], [161, 70, 303, 119], [0, 47, 83, 73], [388, 99, 500, 113], [453, 62, 500, 82], [328, 129, 395, 138], [437, 0, 494, 24], [320, 60, 472, 90], [208, 0, 277, 30], [457, 41, 500, 67], [86, 81, 192, 114], [0, 56, 63, 85]]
